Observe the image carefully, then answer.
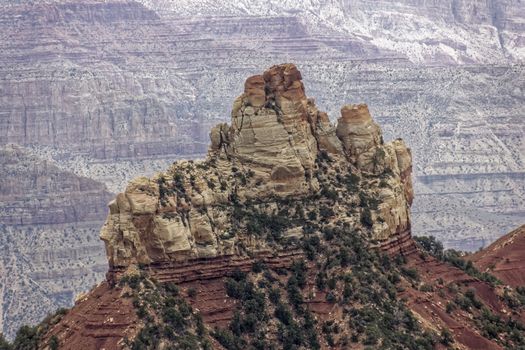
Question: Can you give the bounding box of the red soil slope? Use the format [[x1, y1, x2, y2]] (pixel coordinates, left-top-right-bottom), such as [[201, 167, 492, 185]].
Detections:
[[470, 224, 525, 287], [41, 282, 139, 350], [41, 234, 525, 350]]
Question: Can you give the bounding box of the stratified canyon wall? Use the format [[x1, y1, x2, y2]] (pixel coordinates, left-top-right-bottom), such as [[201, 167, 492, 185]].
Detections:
[[0, 0, 523, 338], [0, 145, 113, 338]]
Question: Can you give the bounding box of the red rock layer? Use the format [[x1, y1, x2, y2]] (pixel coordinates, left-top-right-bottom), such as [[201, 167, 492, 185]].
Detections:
[[378, 228, 418, 256], [107, 250, 304, 285], [107, 250, 305, 331], [469, 225, 525, 287], [402, 245, 525, 350], [42, 238, 525, 350], [41, 282, 139, 350]]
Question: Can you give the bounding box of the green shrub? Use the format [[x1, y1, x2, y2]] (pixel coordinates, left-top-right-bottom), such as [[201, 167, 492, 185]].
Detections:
[[326, 291, 337, 304], [269, 288, 281, 304], [400, 267, 419, 281], [274, 303, 292, 325], [361, 209, 373, 227], [307, 211, 317, 221], [344, 173, 360, 191], [162, 307, 186, 330], [251, 260, 265, 273], [187, 287, 197, 298], [440, 328, 454, 345], [287, 277, 304, 309], [290, 260, 307, 289], [132, 324, 161, 350], [414, 236, 444, 259], [164, 282, 180, 295], [211, 328, 244, 350], [446, 302, 456, 314], [0, 333, 11, 350], [13, 325, 38, 350], [48, 335, 59, 350]]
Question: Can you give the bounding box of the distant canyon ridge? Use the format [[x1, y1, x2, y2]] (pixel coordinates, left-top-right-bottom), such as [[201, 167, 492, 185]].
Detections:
[[0, 0, 523, 339]]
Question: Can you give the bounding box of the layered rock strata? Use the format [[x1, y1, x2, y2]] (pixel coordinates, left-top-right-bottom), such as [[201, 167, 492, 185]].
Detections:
[[2, 0, 524, 340], [100, 63, 414, 269], [0, 145, 113, 339]]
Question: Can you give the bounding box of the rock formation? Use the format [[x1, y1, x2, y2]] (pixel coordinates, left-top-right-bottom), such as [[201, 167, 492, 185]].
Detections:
[[100, 63, 413, 269], [1, 0, 524, 340], [25, 65, 525, 350]]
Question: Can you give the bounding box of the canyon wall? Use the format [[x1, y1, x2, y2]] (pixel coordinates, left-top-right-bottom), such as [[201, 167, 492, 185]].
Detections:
[[0, 0, 523, 338]]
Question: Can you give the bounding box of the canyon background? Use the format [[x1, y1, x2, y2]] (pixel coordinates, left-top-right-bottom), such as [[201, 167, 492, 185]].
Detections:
[[0, 0, 523, 340]]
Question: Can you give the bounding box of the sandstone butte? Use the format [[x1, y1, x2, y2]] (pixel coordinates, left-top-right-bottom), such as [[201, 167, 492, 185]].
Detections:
[[30, 64, 525, 350]]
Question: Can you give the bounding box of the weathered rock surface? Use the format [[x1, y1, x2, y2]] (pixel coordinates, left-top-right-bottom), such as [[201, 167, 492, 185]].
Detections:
[[37, 282, 140, 350], [141, 0, 525, 64], [0, 145, 112, 226], [0, 145, 112, 339], [101, 64, 414, 268], [336, 104, 382, 163]]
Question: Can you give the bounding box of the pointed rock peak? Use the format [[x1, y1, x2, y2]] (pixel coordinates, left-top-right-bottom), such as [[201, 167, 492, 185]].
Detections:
[[262, 63, 305, 101], [244, 75, 266, 108], [243, 63, 306, 109], [336, 103, 382, 161], [340, 104, 373, 123]]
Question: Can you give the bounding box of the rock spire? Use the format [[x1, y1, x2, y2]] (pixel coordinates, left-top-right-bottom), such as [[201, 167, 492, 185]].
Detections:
[[100, 64, 413, 268]]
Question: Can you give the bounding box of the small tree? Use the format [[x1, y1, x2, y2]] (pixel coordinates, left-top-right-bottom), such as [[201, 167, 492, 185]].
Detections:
[[361, 209, 374, 227], [49, 335, 59, 350], [441, 328, 454, 345], [13, 325, 38, 350], [0, 333, 11, 350]]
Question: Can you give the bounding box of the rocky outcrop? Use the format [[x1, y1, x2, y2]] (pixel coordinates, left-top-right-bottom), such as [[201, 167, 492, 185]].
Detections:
[[34, 65, 525, 350], [100, 63, 414, 269], [223, 64, 320, 196], [336, 104, 382, 163], [37, 282, 140, 350], [107, 250, 305, 285], [2, 0, 524, 341]]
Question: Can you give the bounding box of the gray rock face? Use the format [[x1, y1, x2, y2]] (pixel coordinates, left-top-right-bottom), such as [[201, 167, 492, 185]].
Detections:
[[0, 0, 523, 339], [140, 0, 525, 64], [0, 145, 113, 226], [0, 1, 207, 158], [0, 145, 113, 339]]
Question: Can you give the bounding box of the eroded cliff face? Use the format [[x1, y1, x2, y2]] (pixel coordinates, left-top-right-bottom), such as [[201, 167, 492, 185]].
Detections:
[[0, 145, 113, 339], [1, 0, 523, 342], [100, 63, 413, 269]]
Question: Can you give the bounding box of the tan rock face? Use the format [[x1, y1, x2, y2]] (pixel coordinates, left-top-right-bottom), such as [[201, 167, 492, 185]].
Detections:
[[100, 64, 415, 268], [244, 75, 266, 108], [336, 104, 382, 162]]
